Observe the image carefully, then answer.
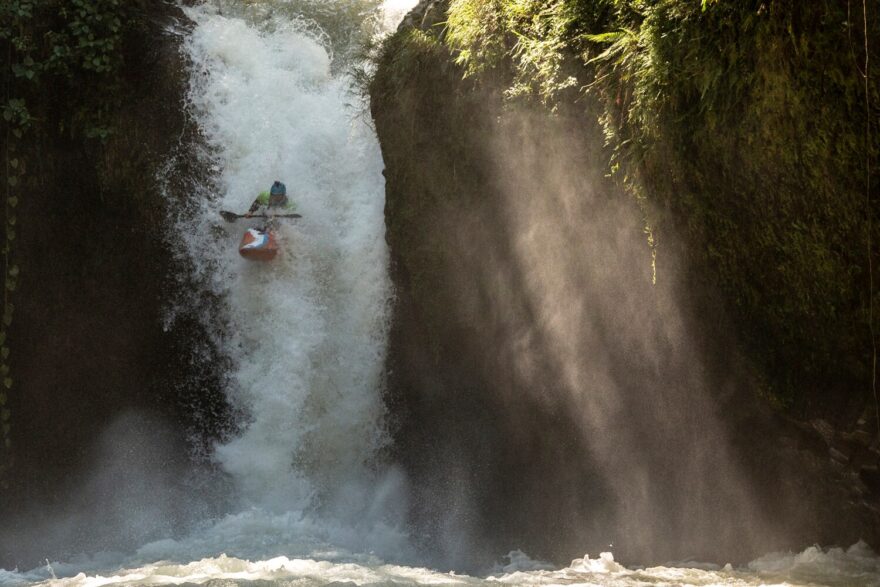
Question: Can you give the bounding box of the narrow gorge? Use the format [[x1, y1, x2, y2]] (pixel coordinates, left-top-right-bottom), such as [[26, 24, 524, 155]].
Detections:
[[0, 0, 878, 585]]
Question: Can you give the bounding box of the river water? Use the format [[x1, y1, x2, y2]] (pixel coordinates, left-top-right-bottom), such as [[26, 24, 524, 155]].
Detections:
[[2, 1, 880, 585]]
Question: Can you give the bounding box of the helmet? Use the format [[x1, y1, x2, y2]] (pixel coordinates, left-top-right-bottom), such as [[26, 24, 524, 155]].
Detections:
[[270, 181, 286, 196]]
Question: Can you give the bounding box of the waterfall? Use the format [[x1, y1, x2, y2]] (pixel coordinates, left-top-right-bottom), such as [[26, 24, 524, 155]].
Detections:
[[151, 0, 414, 561]]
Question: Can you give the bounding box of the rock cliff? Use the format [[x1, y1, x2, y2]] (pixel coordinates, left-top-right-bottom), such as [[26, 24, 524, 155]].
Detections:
[[371, 0, 880, 569], [0, 2, 229, 568]]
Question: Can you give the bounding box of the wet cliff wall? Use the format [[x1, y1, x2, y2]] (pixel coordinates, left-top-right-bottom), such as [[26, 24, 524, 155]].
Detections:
[[371, 0, 880, 570], [0, 1, 228, 567], [434, 0, 880, 418]]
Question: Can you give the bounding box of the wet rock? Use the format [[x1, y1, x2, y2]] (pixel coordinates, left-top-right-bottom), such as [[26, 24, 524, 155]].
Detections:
[[398, 0, 439, 31], [371, 3, 880, 565], [421, 1, 447, 31], [830, 446, 850, 464], [811, 419, 836, 445], [843, 429, 874, 446], [861, 466, 880, 495]]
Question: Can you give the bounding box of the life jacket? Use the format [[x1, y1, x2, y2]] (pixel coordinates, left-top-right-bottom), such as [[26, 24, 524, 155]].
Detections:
[[268, 192, 289, 207]]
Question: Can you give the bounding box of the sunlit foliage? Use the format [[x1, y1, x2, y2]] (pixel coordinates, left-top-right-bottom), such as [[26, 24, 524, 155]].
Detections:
[[387, 0, 880, 414]]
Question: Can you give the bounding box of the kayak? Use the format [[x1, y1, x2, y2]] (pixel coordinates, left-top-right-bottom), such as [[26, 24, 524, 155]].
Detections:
[[239, 228, 279, 261]]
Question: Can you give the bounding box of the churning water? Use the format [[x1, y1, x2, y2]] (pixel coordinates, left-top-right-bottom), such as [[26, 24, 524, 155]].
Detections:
[[134, 0, 411, 564], [2, 1, 880, 585], [4, 542, 880, 586]]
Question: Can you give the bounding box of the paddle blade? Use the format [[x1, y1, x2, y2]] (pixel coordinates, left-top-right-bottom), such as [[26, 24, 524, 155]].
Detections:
[[220, 210, 240, 223]]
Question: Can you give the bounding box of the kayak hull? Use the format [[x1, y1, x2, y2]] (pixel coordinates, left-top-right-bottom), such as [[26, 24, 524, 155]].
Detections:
[[239, 228, 279, 261]]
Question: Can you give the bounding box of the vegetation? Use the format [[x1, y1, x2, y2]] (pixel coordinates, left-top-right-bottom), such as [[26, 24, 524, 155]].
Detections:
[[0, 0, 151, 485], [378, 0, 879, 417]]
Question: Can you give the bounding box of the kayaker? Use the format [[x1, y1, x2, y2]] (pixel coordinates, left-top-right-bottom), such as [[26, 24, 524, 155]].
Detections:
[[245, 180, 296, 218]]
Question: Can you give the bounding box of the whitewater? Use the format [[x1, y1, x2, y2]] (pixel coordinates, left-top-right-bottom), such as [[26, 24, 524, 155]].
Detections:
[[2, 1, 880, 585]]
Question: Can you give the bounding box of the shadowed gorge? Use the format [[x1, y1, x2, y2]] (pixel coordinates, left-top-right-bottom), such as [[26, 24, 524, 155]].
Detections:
[[0, 0, 236, 566], [0, 0, 878, 584]]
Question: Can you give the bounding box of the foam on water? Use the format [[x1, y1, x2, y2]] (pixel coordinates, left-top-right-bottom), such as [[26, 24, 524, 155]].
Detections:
[[8, 544, 880, 586]]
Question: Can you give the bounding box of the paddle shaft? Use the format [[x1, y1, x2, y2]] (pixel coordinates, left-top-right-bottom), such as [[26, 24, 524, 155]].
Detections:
[[220, 210, 302, 222]]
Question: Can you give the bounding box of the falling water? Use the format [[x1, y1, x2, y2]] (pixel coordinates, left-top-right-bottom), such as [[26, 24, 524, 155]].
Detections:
[[146, 0, 413, 561]]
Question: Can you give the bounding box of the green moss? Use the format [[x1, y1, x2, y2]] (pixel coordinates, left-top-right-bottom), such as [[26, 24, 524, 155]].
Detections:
[[404, 0, 879, 416], [614, 1, 878, 415]]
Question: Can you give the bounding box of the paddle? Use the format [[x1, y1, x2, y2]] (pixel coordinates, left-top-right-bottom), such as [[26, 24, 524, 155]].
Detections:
[[220, 210, 302, 222]]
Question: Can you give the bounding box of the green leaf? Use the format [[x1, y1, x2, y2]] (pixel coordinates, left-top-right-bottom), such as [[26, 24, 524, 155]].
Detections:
[[9, 159, 18, 169], [7, 197, 17, 208], [8, 267, 16, 279], [3, 379, 11, 390], [7, 216, 15, 227], [7, 176, 17, 187], [6, 229, 15, 242], [584, 31, 627, 44]]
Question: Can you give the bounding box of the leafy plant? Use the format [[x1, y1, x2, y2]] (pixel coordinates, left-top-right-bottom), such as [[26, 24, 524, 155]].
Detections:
[[0, 0, 146, 484], [427, 0, 880, 415]]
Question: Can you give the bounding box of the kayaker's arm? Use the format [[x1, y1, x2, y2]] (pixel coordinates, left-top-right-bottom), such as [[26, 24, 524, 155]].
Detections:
[[246, 191, 271, 216]]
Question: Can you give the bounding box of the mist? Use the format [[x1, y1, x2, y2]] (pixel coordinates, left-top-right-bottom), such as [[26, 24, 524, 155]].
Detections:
[[0, 410, 216, 570], [379, 93, 835, 568], [477, 110, 775, 561]]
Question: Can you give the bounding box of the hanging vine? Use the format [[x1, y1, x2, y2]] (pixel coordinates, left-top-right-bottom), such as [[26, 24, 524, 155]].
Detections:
[[0, 18, 28, 486], [0, 0, 136, 486], [862, 0, 877, 436]]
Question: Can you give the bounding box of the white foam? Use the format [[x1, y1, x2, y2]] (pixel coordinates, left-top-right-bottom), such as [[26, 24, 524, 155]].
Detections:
[[168, 0, 409, 561], [748, 541, 880, 586], [14, 555, 478, 587]]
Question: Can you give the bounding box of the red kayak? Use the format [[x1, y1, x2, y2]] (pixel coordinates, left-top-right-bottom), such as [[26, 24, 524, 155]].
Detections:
[[239, 228, 279, 261]]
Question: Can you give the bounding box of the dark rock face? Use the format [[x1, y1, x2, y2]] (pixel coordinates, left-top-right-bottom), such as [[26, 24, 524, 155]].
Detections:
[[396, 0, 447, 31], [371, 1, 880, 571], [0, 4, 230, 569]]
